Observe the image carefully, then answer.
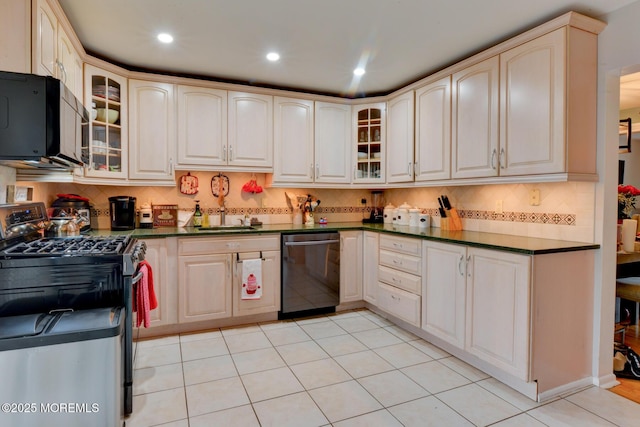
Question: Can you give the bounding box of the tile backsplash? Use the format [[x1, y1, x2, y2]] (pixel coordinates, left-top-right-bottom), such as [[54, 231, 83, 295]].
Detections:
[[22, 172, 596, 243]]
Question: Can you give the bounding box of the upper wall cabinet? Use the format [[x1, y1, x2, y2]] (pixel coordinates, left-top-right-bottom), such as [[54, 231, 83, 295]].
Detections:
[[227, 91, 273, 170], [315, 102, 351, 183], [415, 76, 451, 182], [451, 56, 500, 179], [0, 0, 31, 73], [176, 85, 227, 169], [273, 97, 315, 183], [452, 26, 599, 180], [33, 0, 82, 100], [272, 99, 351, 185], [82, 64, 128, 180], [128, 79, 176, 181], [499, 27, 589, 176], [353, 103, 385, 183], [386, 92, 415, 183]]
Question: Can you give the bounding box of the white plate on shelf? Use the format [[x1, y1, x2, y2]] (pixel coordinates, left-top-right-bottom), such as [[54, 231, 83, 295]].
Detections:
[[372, 152, 381, 159], [357, 152, 367, 159]]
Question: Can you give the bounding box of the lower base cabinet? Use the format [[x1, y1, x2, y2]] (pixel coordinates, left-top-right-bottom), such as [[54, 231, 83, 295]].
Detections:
[[178, 253, 232, 322], [178, 235, 280, 323], [377, 282, 421, 326], [135, 237, 178, 329]]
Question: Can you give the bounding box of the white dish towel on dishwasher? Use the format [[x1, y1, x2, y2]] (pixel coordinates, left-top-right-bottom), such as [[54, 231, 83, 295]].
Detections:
[[241, 258, 262, 300]]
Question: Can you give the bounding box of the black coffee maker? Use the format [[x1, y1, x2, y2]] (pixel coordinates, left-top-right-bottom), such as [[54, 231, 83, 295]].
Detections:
[[109, 196, 136, 230]]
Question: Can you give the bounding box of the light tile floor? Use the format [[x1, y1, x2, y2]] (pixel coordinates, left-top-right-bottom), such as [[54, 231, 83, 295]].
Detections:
[[126, 309, 640, 427]]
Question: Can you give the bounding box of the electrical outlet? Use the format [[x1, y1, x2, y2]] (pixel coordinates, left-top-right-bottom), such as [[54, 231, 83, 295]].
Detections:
[[361, 198, 367, 205], [529, 189, 540, 206], [495, 200, 503, 214]]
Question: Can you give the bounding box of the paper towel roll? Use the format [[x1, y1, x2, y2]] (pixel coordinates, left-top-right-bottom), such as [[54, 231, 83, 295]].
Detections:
[[622, 219, 637, 252]]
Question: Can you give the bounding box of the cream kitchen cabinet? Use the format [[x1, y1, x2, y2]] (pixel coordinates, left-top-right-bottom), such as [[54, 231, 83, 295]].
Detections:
[[386, 92, 415, 183], [362, 231, 379, 305], [466, 247, 531, 380], [178, 253, 232, 322], [314, 101, 351, 183], [339, 231, 363, 303], [422, 240, 466, 349], [451, 56, 500, 179], [135, 238, 178, 330], [499, 27, 596, 177], [82, 64, 128, 180], [422, 241, 529, 378], [272, 97, 315, 183], [176, 85, 227, 168], [227, 91, 273, 169], [0, 0, 31, 73], [178, 235, 280, 323], [128, 79, 176, 181], [414, 76, 451, 182], [377, 234, 422, 327], [452, 26, 598, 180], [33, 0, 83, 100], [353, 103, 385, 183], [273, 99, 351, 184]]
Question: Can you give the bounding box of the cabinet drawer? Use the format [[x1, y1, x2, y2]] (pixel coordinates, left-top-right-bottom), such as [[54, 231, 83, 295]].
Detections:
[[379, 234, 421, 256], [377, 282, 421, 327], [179, 234, 279, 255], [379, 249, 422, 276], [378, 265, 421, 295]]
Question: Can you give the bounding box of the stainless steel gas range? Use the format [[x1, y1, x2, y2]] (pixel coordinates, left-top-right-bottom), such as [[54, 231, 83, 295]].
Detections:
[[0, 203, 145, 426]]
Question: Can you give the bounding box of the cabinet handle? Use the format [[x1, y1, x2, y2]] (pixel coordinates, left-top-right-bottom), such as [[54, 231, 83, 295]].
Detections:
[[466, 255, 471, 277], [56, 60, 67, 84], [458, 254, 464, 276], [499, 148, 505, 169], [223, 146, 227, 161], [310, 163, 314, 179], [414, 162, 418, 178], [227, 258, 231, 279], [229, 146, 234, 161], [316, 164, 320, 179], [407, 162, 412, 176], [353, 167, 357, 180], [491, 149, 497, 170]]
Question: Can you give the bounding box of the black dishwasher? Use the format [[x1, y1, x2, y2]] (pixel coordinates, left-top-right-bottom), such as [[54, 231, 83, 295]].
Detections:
[[280, 232, 340, 319]]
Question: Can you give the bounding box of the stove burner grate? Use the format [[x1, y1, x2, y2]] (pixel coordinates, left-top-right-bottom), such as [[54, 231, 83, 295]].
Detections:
[[2, 235, 131, 257]]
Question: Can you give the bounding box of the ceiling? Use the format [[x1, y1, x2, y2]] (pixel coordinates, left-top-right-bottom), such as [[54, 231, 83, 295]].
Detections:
[[59, 0, 632, 98]]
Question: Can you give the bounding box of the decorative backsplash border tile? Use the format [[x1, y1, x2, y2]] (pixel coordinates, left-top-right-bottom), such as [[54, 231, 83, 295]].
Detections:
[[92, 206, 575, 225]]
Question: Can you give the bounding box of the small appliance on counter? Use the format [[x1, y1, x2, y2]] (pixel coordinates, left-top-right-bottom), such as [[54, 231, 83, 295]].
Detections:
[[109, 196, 136, 230], [138, 203, 153, 229], [50, 193, 95, 233], [363, 190, 385, 223]]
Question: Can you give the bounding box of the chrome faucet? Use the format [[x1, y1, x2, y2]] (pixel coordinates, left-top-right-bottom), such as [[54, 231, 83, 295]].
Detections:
[[219, 204, 226, 225]]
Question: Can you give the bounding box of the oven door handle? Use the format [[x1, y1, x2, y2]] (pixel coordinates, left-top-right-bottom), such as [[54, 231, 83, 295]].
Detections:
[[284, 239, 340, 247], [131, 270, 144, 285]]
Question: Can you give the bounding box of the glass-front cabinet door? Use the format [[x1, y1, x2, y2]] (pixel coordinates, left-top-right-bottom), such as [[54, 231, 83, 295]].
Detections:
[[353, 103, 385, 183], [82, 64, 128, 179]]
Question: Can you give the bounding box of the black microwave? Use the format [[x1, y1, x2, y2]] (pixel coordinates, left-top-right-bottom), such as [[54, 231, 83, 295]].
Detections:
[[0, 71, 89, 170]]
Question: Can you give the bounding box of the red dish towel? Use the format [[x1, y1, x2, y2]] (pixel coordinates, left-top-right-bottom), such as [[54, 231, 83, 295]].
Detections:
[[135, 260, 158, 328]]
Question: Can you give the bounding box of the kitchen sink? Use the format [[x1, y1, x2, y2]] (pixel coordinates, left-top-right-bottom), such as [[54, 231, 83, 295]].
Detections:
[[196, 225, 255, 232]]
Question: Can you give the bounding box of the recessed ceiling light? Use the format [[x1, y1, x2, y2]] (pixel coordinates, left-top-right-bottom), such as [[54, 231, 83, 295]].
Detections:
[[266, 52, 280, 62], [353, 67, 366, 76], [157, 33, 174, 43]]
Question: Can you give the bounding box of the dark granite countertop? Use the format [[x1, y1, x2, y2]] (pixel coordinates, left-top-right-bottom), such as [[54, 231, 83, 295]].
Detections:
[[88, 222, 599, 255]]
